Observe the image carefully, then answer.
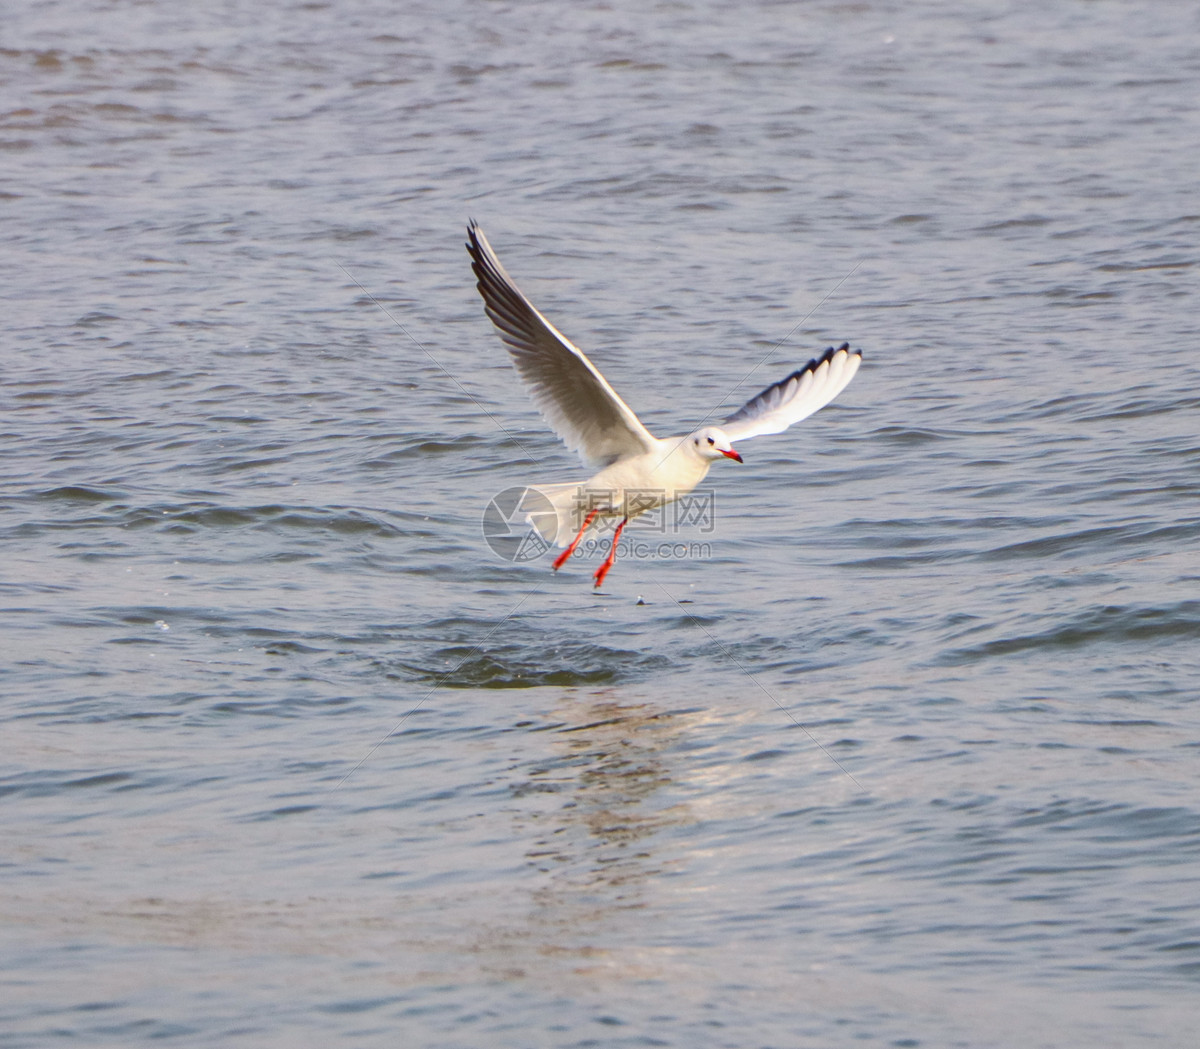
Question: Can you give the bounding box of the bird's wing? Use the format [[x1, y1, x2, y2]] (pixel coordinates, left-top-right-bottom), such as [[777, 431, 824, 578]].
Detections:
[[467, 222, 658, 466], [722, 343, 862, 441]]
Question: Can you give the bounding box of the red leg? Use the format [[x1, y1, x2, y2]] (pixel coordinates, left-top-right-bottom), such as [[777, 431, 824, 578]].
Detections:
[[553, 508, 598, 571], [592, 517, 628, 589]]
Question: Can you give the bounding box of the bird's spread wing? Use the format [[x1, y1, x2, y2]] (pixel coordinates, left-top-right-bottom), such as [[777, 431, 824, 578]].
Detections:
[[467, 222, 657, 466], [722, 343, 861, 441]]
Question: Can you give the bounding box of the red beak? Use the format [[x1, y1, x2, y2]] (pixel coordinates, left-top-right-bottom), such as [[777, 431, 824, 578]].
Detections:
[[722, 448, 743, 463]]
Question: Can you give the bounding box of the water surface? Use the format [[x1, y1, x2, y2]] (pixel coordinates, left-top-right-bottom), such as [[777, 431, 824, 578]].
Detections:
[[3, 1, 1199, 1045]]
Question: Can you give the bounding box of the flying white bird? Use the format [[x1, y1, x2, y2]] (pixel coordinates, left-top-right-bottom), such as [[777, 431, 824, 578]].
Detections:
[[467, 221, 862, 588]]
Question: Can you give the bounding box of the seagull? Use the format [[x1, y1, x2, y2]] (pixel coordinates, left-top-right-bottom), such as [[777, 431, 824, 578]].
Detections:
[[467, 221, 862, 588]]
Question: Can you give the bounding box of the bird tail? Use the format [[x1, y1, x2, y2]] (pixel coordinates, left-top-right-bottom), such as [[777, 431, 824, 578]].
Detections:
[[524, 483, 601, 548]]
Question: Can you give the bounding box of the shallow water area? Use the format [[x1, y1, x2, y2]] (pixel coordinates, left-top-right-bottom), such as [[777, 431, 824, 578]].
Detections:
[[3, 0, 1200, 1046]]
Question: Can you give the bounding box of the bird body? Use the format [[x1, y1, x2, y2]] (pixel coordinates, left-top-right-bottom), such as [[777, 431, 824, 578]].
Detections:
[[466, 221, 861, 587], [527, 431, 716, 541]]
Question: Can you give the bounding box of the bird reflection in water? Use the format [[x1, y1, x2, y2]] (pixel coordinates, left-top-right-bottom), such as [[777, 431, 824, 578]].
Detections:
[[508, 692, 699, 974]]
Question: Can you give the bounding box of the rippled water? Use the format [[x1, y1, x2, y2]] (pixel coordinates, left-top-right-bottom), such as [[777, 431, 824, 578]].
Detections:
[[3, 0, 1200, 1045]]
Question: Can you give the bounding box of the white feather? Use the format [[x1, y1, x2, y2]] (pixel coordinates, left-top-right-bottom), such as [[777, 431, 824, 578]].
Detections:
[[467, 222, 657, 467], [722, 344, 862, 441]]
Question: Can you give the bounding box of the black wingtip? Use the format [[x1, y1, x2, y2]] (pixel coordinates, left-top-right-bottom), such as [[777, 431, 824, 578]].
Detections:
[[806, 345, 836, 372], [827, 341, 863, 362], [466, 221, 486, 268], [789, 342, 860, 379]]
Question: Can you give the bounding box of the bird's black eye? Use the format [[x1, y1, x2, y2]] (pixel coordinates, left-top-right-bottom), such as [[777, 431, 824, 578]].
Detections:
[[707, 436, 715, 445]]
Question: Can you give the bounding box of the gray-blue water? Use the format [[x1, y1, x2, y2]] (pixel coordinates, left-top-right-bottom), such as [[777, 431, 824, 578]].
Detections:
[[3, 1, 1199, 1045]]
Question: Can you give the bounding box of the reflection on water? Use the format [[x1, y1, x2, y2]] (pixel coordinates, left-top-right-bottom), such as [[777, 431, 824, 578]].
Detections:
[[514, 693, 696, 970]]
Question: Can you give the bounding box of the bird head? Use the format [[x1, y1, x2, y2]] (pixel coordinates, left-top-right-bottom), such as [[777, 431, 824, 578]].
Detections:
[[688, 426, 742, 463]]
